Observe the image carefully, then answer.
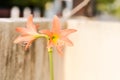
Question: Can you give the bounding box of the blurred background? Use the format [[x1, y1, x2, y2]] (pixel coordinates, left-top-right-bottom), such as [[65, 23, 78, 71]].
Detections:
[[0, 0, 119, 21], [1, 1, 120, 80]]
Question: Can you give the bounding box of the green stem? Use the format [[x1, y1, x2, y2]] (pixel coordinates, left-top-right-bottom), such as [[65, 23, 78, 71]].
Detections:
[[48, 48, 54, 80]]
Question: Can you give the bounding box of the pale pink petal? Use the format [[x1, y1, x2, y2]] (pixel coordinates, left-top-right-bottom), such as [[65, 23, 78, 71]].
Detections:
[[16, 27, 31, 35], [14, 36, 34, 43], [35, 24, 40, 29], [61, 38, 73, 46], [26, 15, 37, 31], [40, 30, 52, 36], [16, 27, 39, 36], [56, 45, 63, 55], [61, 29, 77, 37], [52, 15, 61, 33], [27, 15, 33, 27], [25, 40, 33, 50]]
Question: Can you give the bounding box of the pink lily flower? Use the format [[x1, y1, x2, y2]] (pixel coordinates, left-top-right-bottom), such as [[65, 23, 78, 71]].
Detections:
[[14, 15, 41, 50], [40, 16, 77, 55]]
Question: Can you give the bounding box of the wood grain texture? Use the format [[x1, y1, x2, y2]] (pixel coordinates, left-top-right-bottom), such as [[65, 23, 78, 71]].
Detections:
[[0, 19, 64, 80]]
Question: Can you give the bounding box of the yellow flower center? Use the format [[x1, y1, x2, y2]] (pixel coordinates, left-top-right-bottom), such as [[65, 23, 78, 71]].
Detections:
[[52, 34, 59, 43]]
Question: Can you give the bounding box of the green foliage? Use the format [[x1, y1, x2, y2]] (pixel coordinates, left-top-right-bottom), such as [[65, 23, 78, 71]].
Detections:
[[11, 0, 29, 7], [96, 0, 115, 12], [111, 6, 120, 18], [11, 0, 53, 8], [96, 0, 114, 4], [96, 0, 120, 18], [0, 0, 12, 7]]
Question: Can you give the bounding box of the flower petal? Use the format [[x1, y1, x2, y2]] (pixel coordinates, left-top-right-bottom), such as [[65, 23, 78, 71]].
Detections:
[[25, 40, 33, 50], [26, 15, 37, 31], [61, 38, 73, 46], [14, 36, 34, 43], [52, 15, 61, 33], [40, 30, 52, 36], [61, 29, 77, 37], [16, 27, 39, 36], [56, 45, 63, 55], [35, 24, 40, 29], [16, 27, 31, 35]]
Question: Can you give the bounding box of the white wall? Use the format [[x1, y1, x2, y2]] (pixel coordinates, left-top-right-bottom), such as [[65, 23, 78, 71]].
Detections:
[[65, 19, 120, 80]]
